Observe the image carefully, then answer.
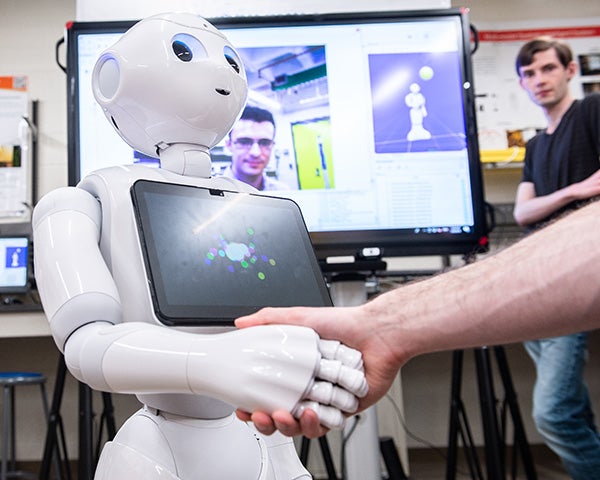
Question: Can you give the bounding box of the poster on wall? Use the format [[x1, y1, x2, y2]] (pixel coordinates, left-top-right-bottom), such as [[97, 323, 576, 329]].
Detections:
[[473, 24, 600, 164], [0, 76, 31, 221]]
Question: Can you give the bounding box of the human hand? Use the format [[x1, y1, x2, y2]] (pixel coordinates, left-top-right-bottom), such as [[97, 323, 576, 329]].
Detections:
[[571, 170, 600, 200], [235, 305, 402, 437], [202, 324, 367, 433]]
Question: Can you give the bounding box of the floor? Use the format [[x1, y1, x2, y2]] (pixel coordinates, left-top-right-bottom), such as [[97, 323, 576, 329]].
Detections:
[[406, 444, 570, 479]]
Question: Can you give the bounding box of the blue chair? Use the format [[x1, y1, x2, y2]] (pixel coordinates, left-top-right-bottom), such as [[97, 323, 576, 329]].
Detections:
[[0, 372, 49, 480]]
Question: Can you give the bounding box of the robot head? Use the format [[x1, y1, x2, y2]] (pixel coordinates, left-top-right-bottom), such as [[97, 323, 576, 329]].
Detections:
[[409, 83, 421, 94], [92, 13, 248, 162]]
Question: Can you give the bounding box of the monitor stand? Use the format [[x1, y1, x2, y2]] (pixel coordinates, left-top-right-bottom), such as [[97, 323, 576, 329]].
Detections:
[[329, 273, 381, 480]]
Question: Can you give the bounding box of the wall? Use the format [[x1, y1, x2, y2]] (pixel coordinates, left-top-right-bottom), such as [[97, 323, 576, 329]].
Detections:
[[77, 0, 449, 20], [453, 0, 600, 24], [2, 0, 600, 477], [0, 0, 75, 203]]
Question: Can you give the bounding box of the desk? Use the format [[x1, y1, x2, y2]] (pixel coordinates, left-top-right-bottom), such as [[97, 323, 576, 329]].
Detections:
[[0, 312, 50, 338]]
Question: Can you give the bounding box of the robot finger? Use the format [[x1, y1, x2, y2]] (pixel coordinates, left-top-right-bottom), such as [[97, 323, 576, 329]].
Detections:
[[306, 381, 359, 413], [317, 359, 369, 398], [293, 401, 346, 430], [318, 339, 364, 370]]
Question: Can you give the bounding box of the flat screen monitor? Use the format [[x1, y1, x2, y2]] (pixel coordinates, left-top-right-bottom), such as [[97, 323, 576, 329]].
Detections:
[[65, 8, 487, 262], [0, 236, 30, 294], [131, 180, 333, 326]]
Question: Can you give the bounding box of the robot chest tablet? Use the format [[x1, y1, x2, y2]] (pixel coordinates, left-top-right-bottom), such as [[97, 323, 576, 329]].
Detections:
[[130, 179, 332, 327]]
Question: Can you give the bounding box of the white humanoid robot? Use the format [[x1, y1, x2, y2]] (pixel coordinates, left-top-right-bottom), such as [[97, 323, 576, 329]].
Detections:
[[32, 13, 367, 480]]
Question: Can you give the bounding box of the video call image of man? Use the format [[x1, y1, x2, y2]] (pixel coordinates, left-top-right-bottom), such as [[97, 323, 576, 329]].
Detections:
[[222, 105, 290, 191]]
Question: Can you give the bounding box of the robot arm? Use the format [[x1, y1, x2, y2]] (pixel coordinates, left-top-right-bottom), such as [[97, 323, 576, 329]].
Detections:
[[63, 320, 365, 429], [32, 186, 122, 351]]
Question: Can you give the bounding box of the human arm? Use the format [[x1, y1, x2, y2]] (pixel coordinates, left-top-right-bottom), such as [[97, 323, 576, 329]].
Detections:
[[513, 170, 600, 226], [236, 199, 600, 437]]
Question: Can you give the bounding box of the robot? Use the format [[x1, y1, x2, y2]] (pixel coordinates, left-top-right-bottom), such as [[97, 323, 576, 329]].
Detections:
[[32, 13, 367, 479], [405, 82, 431, 141]]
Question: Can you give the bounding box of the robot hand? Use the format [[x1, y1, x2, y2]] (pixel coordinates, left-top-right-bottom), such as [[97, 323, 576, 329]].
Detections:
[[185, 324, 367, 430], [292, 335, 368, 429]]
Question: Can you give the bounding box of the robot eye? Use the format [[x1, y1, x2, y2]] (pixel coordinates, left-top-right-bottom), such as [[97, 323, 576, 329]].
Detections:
[[224, 46, 241, 74], [172, 40, 193, 62], [171, 34, 208, 62]]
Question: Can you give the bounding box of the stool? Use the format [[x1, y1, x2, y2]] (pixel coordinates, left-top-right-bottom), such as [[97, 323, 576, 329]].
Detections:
[[0, 372, 49, 480]]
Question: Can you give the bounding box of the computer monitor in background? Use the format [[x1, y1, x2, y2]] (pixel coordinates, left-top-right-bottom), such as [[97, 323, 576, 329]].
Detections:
[[65, 8, 487, 263], [0, 236, 30, 294]]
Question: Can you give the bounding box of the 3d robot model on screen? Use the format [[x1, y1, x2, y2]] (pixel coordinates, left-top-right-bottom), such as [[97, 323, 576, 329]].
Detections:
[[405, 82, 431, 141], [32, 13, 367, 480]]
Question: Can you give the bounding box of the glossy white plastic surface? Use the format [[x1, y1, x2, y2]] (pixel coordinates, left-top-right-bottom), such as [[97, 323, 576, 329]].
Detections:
[[31, 186, 121, 349], [93, 408, 312, 480]]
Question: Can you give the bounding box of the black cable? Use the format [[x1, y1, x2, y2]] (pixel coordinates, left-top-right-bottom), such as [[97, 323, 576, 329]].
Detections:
[[470, 23, 480, 55], [56, 37, 66, 73], [385, 393, 472, 478]]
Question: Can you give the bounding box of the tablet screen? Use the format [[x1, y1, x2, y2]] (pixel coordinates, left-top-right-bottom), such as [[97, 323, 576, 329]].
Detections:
[[131, 180, 332, 326]]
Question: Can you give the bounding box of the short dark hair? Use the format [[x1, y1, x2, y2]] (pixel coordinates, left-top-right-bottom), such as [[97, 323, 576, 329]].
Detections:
[[515, 36, 573, 76], [229, 105, 275, 139], [240, 105, 275, 126]]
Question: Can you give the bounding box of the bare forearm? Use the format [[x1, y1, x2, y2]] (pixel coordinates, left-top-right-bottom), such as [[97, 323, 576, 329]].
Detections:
[[366, 200, 600, 362], [235, 202, 600, 425], [513, 186, 575, 226]]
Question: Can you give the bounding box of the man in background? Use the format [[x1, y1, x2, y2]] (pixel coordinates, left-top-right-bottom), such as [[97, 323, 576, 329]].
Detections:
[[513, 36, 600, 479], [222, 105, 290, 191]]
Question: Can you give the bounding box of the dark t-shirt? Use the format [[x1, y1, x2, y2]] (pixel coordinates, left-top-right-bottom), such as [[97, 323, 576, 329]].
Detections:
[[521, 93, 600, 229]]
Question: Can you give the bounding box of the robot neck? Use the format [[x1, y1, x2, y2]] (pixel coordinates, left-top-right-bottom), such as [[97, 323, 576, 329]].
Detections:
[[159, 143, 212, 178]]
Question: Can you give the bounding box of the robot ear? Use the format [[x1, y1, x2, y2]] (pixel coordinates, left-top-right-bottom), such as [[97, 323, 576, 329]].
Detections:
[[171, 33, 208, 62], [95, 55, 120, 101]]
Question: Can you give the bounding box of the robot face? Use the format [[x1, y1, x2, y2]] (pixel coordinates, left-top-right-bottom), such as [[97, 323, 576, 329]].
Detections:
[[92, 13, 248, 158]]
